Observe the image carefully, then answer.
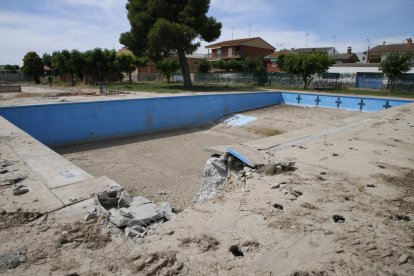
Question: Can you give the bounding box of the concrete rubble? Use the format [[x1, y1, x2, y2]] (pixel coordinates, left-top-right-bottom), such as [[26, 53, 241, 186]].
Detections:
[[97, 190, 175, 237], [194, 156, 228, 203], [195, 152, 296, 202]]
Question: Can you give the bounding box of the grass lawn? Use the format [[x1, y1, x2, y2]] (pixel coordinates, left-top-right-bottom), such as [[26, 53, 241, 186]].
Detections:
[[104, 82, 266, 93]]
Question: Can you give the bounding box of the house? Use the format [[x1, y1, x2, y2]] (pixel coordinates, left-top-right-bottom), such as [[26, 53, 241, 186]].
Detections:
[[205, 37, 275, 61], [116, 47, 206, 81], [364, 38, 414, 64], [264, 47, 358, 73], [330, 47, 360, 64], [287, 47, 338, 55]]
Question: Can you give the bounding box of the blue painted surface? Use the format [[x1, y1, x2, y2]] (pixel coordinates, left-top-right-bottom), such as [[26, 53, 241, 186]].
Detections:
[[0, 93, 282, 146], [281, 92, 411, 112], [0, 91, 411, 146], [227, 147, 255, 167]]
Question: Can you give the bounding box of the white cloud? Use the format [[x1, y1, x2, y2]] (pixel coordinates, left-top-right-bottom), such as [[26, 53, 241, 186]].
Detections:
[[0, 1, 129, 65], [210, 0, 272, 14]]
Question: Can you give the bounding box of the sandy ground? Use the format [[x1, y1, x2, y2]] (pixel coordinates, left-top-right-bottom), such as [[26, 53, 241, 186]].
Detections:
[[57, 106, 358, 211], [0, 90, 413, 275]]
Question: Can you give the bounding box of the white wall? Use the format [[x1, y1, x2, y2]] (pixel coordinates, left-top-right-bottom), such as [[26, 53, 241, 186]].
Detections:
[[328, 66, 414, 74]]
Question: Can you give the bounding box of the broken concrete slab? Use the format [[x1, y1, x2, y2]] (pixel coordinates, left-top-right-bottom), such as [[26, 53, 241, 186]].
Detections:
[[194, 156, 228, 203], [227, 144, 266, 167], [131, 196, 152, 207], [118, 190, 134, 208], [51, 176, 123, 206], [205, 145, 229, 155], [109, 209, 129, 228], [127, 203, 164, 227], [48, 198, 96, 223], [157, 202, 176, 221]]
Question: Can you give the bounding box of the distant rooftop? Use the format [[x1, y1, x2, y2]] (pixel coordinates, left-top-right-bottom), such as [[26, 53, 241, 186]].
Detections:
[[205, 37, 275, 50]]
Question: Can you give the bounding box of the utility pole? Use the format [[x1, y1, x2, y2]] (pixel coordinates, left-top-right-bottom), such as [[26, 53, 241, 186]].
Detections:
[[231, 27, 235, 40], [366, 39, 370, 63], [248, 24, 252, 38], [333, 34, 336, 53]]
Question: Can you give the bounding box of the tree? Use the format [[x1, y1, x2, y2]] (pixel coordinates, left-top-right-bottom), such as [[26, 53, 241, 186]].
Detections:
[[120, 0, 222, 88], [71, 50, 87, 81], [83, 48, 119, 83], [116, 54, 135, 83], [242, 56, 266, 74], [278, 52, 334, 89], [4, 64, 20, 70], [156, 59, 180, 83], [379, 52, 412, 91], [22, 51, 43, 84], [197, 59, 211, 73], [42, 53, 52, 69]]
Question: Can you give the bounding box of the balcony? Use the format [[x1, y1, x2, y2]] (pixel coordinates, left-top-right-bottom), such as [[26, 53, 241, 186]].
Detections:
[[206, 52, 246, 60]]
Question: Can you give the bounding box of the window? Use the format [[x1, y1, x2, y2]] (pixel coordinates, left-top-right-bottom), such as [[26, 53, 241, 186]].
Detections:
[[271, 59, 276, 68]]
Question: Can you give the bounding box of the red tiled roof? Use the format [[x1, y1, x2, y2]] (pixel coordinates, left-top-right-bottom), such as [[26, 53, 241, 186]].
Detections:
[[206, 37, 258, 48], [366, 43, 414, 54], [205, 37, 275, 50]]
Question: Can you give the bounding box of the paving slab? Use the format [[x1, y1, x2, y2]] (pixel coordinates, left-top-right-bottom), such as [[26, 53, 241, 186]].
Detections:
[[227, 144, 267, 167], [0, 117, 93, 189], [48, 198, 96, 223], [51, 176, 123, 206]]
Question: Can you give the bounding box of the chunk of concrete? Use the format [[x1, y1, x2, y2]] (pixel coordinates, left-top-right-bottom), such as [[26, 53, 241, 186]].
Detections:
[[127, 203, 164, 227], [130, 196, 152, 207], [156, 202, 176, 220], [84, 212, 98, 221], [119, 208, 132, 218], [194, 156, 228, 203], [109, 209, 129, 227], [125, 227, 141, 238], [118, 190, 133, 208]]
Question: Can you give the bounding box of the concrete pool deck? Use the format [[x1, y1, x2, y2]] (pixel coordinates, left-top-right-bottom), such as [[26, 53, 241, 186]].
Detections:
[[0, 91, 413, 275]]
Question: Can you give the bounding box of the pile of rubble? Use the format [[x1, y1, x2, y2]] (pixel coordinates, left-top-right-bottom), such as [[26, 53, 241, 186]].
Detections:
[[97, 190, 175, 238], [194, 153, 296, 203]]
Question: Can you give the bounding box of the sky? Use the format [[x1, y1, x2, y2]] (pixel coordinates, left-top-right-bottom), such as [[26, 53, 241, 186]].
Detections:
[[0, 0, 413, 65]]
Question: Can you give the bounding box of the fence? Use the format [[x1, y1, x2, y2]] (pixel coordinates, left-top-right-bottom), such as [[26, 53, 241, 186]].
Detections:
[[0, 71, 32, 82], [194, 72, 414, 91]]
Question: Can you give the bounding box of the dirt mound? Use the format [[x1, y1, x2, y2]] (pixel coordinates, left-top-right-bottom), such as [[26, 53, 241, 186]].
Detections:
[[0, 211, 43, 229]]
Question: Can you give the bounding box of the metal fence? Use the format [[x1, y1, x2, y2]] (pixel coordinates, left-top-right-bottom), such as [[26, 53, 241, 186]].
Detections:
[[0, 71, 32, 82], [194, 72, 414, 91]]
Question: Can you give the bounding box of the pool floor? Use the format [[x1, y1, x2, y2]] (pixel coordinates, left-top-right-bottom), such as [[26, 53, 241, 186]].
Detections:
[[56, 105, 360, 210]]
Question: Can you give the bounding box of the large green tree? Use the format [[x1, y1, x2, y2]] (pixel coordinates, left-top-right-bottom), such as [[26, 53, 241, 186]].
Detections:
[[120, 0, 222, 87], [71, 50, 87, 82], [379, 52, 412, 91], [22, 51, 44, 84], [278, 52, 334, 89], [115, 54, 148, 83], [156, 59, 180, 83]]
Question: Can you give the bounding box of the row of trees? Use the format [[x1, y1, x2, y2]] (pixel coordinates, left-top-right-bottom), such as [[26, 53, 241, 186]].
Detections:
[[22, 48, 151, 85], [197, 57, 266, 74], [2, 64, 20, 71]]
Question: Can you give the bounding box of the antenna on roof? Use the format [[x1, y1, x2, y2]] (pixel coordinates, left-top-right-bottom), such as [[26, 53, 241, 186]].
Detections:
[[231, 27, 235, 40], [248, 24, 252, 38]]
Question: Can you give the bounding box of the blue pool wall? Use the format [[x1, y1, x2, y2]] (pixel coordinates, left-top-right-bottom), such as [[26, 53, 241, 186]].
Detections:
[[0, 92, 411, 147], [281, 92, 411, 112], [0, 92, 282, 146]]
